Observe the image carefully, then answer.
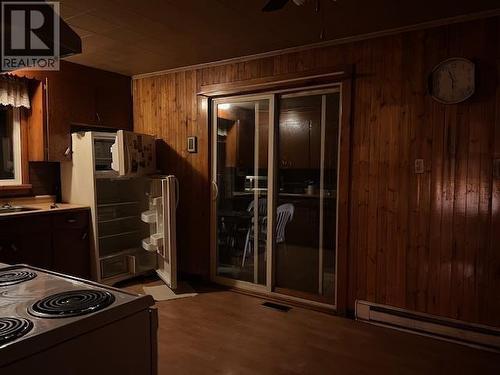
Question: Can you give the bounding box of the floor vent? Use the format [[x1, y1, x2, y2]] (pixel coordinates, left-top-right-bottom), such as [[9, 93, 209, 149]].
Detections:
[[356, 300, 500, 352], [262, 302, 291, 312]]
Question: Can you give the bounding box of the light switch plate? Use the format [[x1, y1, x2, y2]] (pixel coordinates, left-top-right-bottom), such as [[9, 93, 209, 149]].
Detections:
[[187, 136, 197, 153], [415, 159, 425, 174]]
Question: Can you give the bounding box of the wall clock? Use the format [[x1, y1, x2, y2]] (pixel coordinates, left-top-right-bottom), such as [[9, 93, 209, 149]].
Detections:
[[429, 58, 475, 104]]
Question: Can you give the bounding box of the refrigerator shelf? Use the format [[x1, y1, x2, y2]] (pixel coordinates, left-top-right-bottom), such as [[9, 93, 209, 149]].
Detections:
[[98, 247, 140, 260], [98, 215, 137, 224], [97, 201, 140, 208], [98, 229, 143, 240]]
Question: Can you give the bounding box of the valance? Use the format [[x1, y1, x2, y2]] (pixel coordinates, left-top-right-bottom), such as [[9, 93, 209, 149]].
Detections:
[[0, 75, 30, 109]]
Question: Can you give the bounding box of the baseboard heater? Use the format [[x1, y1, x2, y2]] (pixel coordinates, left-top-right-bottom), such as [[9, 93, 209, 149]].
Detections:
[[355, 300, 500, 352]]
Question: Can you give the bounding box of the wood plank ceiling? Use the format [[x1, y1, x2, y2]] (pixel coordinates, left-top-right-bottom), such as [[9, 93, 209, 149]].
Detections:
[[60, 0, 500, 75]]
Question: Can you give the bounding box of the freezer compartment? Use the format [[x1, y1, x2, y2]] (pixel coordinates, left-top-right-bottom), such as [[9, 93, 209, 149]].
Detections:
[[100, 249, 157, 280]]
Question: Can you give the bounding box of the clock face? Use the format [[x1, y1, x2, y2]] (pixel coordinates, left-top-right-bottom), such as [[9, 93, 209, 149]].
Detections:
[[431, 58, 475, 104]]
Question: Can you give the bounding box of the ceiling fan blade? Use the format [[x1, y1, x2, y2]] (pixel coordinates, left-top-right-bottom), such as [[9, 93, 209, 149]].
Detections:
[[262, 0, 290, 12]]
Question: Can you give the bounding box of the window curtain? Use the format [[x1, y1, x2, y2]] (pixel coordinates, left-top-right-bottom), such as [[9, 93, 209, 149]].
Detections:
[[0, 75, 30, 109]]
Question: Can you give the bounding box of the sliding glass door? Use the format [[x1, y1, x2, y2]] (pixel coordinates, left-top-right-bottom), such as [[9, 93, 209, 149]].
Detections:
[[212, 96, 273, 285], [274, 90, 340, 303], [211, 87, 341, 307]]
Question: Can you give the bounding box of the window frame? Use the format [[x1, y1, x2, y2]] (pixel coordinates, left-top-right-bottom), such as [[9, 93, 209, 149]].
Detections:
[[0, 107, 22, 186]]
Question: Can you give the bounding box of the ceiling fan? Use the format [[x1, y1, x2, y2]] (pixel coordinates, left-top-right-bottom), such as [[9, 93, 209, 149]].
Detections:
[[262, 0, 306, 12], [262, 0, 336, 39], [263, 0, 337, 12]]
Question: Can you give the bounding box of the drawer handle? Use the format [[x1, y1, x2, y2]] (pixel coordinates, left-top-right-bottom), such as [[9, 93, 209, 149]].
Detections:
[[67, 218, 77, 223]]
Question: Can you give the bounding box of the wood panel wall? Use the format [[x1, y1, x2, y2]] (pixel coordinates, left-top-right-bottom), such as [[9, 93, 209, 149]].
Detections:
[[133, 17, 500, 327]]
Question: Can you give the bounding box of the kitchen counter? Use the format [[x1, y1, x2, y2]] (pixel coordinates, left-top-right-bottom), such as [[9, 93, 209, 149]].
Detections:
[[0, 201, 89, 218]]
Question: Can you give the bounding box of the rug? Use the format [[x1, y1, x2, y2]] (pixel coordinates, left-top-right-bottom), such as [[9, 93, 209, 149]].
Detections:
[[143, 282, 198, 302]]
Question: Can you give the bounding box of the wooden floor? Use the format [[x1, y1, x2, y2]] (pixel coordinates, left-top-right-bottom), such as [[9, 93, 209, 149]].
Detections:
[[123, 278, 500, 375]]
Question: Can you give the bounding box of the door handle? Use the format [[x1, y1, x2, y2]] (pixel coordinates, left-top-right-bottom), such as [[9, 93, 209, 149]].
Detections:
[[212, 181, 219, 201]]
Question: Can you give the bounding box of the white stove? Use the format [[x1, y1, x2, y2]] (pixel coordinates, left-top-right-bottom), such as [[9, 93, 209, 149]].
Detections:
[[0, 264, 158, 374]]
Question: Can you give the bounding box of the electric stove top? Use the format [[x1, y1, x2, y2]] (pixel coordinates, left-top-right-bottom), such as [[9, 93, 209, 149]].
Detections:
[[0, 264, 154, 356], [0, 264, 157, 375]]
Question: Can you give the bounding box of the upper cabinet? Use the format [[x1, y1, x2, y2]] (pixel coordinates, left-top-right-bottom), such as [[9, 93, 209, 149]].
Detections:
[[17, 61, 132, 162], [279, 97, 322, 170]]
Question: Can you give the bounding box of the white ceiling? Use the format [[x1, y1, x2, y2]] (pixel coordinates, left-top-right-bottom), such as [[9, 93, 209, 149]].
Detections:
[[59, 0, 500, 76]]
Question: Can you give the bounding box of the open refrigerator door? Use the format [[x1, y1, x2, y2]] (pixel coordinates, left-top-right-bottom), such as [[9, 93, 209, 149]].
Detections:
[[141, 175, 179, 289]]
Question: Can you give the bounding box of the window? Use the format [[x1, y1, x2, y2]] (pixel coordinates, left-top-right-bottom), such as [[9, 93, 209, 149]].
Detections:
[[0, 107, 21, 185]]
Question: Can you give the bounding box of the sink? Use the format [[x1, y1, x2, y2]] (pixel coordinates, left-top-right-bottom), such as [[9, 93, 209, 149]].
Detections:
[[0, 206, 40, 214]]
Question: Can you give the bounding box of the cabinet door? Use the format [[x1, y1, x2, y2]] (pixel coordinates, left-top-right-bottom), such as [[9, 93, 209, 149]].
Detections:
[[0, 216, 52, 268], [48, 78, 97, 160], [52, 211, 91, 279], [95, 79, 132, 129], [20, 61, 132, 162], [279, 96, 322, 169]]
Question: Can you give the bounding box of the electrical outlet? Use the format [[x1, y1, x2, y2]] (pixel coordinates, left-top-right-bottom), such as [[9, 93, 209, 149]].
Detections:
[[415, 159, 425, 174]]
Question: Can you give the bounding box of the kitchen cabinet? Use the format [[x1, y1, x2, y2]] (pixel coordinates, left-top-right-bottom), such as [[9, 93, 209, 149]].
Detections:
[[220, 105, 268, 170], [52, 210, 91, 279], [0, 216, 52, 268], [0, 209, 91, 278], [279, 107, 322, 170], [18, 61, 132, 162]]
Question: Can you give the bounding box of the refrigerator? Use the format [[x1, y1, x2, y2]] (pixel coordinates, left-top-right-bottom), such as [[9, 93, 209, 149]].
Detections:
[[61, 130, 178, 287]]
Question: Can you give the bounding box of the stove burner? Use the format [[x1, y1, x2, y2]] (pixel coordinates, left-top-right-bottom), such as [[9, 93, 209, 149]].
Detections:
[[0, 270, 37, 286], [29, 289, 115, 318], [0, 317, 33, 346]]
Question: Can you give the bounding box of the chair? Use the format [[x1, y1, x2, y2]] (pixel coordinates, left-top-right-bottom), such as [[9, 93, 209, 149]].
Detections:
[[246, 198, 267, 216], [242, 203, 294, 267]]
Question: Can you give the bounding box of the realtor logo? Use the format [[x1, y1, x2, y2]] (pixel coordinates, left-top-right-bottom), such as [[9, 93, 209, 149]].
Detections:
[[1, 1, 60, 71]]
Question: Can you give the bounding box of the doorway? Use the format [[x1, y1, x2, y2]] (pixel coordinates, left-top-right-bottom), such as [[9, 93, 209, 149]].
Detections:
[[211, 87, 342, 308]]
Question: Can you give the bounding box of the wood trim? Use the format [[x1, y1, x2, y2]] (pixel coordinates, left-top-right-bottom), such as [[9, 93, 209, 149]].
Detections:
[[336, 78, 353, 314], [27, 79, 47, 161], [20, 109, 30, 184], [206, 95, 217, 282], [198, 66, 352, 97], [0, 184, 32, 191], [0, 184, 32, 198]]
